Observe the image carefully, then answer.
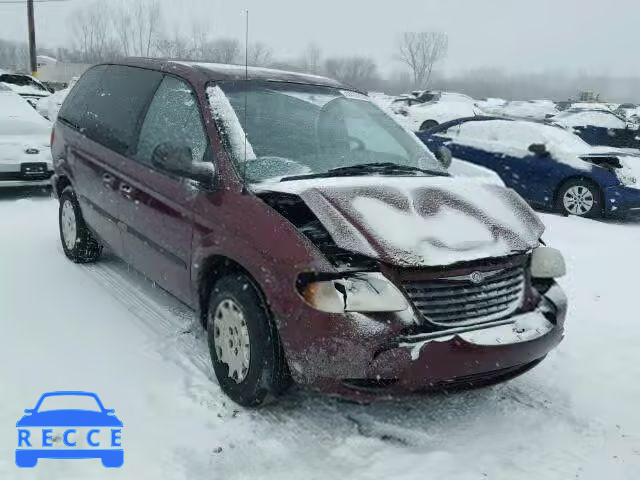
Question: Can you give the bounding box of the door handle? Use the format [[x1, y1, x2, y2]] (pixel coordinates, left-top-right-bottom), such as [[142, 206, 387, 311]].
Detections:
[[119, 183, 133, 200], [102, 173, 115, 188]]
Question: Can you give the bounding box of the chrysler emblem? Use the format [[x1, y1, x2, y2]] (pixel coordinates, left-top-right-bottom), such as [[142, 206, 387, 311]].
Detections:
[[469, 271, 484, 284]]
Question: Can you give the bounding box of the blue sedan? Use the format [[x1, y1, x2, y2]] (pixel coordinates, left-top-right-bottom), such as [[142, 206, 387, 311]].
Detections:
[[417, 116, 640, 218]]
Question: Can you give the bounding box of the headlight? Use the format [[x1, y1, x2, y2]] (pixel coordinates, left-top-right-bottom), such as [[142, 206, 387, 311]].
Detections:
[[299, 272, 409, 313], [531, 247, 566, 279]]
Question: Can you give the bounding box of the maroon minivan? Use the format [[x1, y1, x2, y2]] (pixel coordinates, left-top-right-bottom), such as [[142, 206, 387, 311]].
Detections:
[[51, 59, 568, 406]]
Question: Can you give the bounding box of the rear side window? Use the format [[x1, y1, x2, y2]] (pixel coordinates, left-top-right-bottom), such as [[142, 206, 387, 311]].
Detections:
[[59, 65, 162, 156], [58, 66, 107, 128]]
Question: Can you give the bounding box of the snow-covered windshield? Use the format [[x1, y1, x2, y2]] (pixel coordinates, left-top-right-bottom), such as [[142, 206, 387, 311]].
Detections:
[[553, 110, 627, 129], [208, 81, 441, 182]]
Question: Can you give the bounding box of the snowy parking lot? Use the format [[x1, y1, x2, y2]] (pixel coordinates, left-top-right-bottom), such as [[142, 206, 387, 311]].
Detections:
[[1, 191, 638, 480]]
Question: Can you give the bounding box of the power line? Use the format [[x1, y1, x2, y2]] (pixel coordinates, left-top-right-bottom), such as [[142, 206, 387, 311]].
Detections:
[[0, 0, 71, 4]]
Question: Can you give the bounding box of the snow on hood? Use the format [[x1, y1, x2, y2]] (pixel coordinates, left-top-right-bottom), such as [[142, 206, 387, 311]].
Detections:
[[255, 176, 543, 267]]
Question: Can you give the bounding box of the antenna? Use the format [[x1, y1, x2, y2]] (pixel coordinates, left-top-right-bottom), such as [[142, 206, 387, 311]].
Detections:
[[241, 9, 249, 194]]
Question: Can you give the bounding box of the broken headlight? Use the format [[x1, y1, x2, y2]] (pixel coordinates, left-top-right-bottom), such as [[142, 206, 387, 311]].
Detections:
[[299, 272, 409, 313]]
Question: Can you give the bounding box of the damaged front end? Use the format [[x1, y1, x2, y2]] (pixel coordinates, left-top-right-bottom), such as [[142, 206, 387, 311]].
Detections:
[[254, 177, 567, 396]]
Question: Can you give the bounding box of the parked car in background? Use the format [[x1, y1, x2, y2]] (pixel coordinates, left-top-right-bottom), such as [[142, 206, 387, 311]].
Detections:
[[615, 103, 640, 123], [0, 84, 53, 188], [0, 72, 52, 108], [550, 109, 640, 149], [481, 99, 559, 121], [35, 77, 77, 121], [51, 59, 567, 406], [418, 116, 640, 218], [391, 91, 482, 131]]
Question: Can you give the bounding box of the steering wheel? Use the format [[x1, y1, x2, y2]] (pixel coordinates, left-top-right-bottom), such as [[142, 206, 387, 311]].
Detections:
[[347, 136, 366, 151]]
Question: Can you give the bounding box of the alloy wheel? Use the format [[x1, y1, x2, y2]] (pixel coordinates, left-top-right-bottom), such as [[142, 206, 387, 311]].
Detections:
[[563, 185, 594, 215]]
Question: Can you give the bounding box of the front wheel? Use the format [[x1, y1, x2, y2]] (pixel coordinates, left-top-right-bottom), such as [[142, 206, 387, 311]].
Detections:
[[206, 274, 290, 407], [556, 179, 603, 218]]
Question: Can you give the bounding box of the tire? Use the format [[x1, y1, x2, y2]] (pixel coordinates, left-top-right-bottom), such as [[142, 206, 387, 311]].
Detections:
[[555, 178, 603, 218], [206, 274, 290, 407], [419, 119, 439, 131], [59, 186, 103, 263]]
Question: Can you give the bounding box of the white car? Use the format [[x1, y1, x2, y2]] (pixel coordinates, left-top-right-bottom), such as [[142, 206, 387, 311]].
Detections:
[[35, 77, 77, 121], [481, 99, 560, 121], [0, 84, 53, 188], [0, 72, 52, 108], [392, 91, 482, 131]]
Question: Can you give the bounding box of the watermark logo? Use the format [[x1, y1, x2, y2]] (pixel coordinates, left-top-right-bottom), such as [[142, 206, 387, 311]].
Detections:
[[16, 391, 123, 468]]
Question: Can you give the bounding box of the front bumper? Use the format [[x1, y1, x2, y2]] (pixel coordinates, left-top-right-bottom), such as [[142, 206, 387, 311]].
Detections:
[[603, 184, 640, 217], [287, 282, 567, 398]]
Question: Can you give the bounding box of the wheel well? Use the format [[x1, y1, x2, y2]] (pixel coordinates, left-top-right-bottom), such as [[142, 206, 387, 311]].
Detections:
[[197, 256, 261, 329], [419, 119, 439, 131], [54, 175, 71, 198], [554, 176, 602, 205]]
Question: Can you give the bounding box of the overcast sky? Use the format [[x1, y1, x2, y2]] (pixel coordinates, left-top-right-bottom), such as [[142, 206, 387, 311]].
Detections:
[[1, 0, 639, 77]]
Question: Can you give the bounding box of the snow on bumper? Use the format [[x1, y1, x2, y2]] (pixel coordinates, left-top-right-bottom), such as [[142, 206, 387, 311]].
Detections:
[[365, 282, 567, 391]]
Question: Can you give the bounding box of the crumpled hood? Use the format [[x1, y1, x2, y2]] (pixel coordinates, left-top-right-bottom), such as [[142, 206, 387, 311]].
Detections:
[[254, 176, 544, 267]]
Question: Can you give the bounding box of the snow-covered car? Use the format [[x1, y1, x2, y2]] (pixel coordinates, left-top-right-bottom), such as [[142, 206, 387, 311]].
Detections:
[[550, 109, 640, 149], [482, 99, 560, 121], [419, 116, 640, 218], [615, 103, 640, 123], [52, 60, 567, 406], [0, 84, 53, 188], [0, 72, 52, 108], [35, 77, 77, 121], [392, 91, 482, 131]]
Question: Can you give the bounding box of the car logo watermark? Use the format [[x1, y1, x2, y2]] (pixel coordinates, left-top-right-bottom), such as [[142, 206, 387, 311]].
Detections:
[[15, 391, 123, 468]]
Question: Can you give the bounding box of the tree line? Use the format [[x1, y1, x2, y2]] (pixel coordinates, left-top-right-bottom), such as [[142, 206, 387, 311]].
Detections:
[[1, 0, 447, 94]]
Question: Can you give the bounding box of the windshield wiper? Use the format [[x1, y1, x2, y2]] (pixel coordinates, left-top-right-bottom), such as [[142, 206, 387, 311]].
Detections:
[[281, 162, 448, 182]]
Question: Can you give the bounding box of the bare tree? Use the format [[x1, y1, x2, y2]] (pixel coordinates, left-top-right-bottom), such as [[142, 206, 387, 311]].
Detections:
[[396, 32, 448, 89], [114, 0, 162, 57], [203, 38, 241, 64], [324, 56, 379, 90], [248, 42, 273, 67], [70, 1, 118, 63]]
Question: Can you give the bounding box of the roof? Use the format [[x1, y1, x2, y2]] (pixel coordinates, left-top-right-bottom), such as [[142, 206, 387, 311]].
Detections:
[[108, 57, 351, 90]]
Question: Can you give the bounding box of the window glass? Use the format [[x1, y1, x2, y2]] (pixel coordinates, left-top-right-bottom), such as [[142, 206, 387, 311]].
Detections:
[[57, 65, 108, 128], [135, 76, 208, 168], [82, 65, 162, 155]]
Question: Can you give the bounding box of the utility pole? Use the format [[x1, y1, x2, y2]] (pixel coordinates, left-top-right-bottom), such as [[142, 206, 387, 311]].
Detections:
[[27, 0, 37, 76]]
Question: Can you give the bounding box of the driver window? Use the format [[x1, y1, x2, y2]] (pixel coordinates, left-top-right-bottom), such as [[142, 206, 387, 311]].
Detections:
[[134, 76, 209, 169]]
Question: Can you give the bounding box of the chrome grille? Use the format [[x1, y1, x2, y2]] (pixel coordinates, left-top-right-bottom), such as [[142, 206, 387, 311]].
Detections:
[[402, 266, 525, 326]]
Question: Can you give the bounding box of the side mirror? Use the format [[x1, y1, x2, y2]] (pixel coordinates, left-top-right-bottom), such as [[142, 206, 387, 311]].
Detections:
[[151, 143, 214, 186], [528, 143, 549, 156], [435, 146, 452, 169]]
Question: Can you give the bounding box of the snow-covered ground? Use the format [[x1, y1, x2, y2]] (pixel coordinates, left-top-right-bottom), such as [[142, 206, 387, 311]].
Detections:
[[1, 192, 639, 479]]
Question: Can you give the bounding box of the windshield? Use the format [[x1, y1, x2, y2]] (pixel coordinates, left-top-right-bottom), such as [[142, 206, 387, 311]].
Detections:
[[208, 81, 442, 182]]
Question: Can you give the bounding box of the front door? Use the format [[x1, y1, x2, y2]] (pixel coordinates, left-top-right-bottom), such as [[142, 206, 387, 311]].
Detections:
[[118, 75, 212, 305]]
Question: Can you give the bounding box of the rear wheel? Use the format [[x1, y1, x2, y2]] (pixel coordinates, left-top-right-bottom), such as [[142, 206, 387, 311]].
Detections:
[[206, 274, 290, 406], [59, 187, 103, 263], [556, 179, 603, 218]]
